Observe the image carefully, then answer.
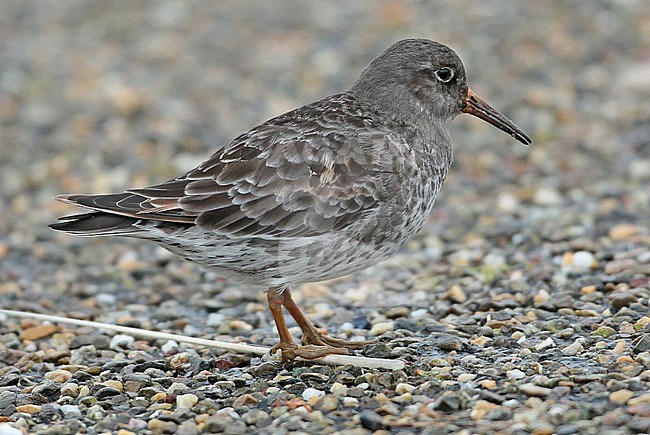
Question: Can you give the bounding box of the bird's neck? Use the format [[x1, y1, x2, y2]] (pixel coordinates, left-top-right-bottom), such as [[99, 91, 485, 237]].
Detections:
[[349, 88, 454, 169]]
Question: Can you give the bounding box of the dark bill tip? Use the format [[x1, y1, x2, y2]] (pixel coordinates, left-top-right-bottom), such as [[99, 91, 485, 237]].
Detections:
[[462, 88, 532, 146]]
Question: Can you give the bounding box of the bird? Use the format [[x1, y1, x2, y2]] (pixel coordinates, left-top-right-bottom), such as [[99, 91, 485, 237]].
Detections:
[[50, 39, 531, 361]]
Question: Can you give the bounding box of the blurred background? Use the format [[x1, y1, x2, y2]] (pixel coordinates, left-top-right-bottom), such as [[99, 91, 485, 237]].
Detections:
[[0, 0, 648, 291]]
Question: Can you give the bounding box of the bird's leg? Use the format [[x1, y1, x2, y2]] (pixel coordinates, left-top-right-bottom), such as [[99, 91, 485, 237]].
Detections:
[[281, 288, 374, 350], [267, 287, 348, 361]]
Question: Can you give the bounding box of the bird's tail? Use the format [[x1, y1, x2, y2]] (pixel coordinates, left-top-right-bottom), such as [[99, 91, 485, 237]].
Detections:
[[49, 211, 142, 237]]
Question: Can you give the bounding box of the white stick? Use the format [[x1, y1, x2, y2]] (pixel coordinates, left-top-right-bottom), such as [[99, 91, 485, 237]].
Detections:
[[0, 309, 405, 370]]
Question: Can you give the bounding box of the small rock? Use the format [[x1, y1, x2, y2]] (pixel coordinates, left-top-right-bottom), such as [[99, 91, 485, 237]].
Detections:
[[535, 337, 555, 351], [446, 285, 467, 303], [161, 340, 179, 354], [229, 320, 253, 331], [314, 395, 338, 412], [359, 409, 385, 431], [342, 397, 359, 407], [507, 369, 526, 380], [519, 384, 551, 397], [633, 335, 650, 354], [562, 339, 584, 356], [110, 334, 135, 350], [609, 224, 641, 240], [0, 423, 22, 435], [370, 321, 394, 336], [302, 388, 325, 403], [458, 373, 477, 382], [60, 404, 82, 418], [16, 404, 41, 414], [44, 369, 73, 383], [330, 382, 348, 397], [20, 324, 57, 341], [609, 389, 634, 405], [436, 334, 462, 351], [533, 186, 563, 206], [592, 326, 616, 338], [471, 400, 501, 420], [395, 383, 415, 395], [147, 419, 177, 433], [176, 393, 199, 410]]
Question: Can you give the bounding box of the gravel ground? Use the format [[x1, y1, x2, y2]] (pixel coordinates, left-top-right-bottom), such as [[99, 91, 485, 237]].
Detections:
[[1, 1, 649, 434]]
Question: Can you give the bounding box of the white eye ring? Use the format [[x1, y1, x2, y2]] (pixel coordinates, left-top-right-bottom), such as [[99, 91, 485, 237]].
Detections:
[[434, 67, 455, 83]]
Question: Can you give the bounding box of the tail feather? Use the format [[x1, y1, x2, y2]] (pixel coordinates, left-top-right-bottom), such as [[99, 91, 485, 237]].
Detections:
[[49, 212, 142, 237]]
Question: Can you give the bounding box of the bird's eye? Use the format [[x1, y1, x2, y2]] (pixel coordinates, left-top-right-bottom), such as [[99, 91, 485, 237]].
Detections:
[[434, 67, 455, 83]]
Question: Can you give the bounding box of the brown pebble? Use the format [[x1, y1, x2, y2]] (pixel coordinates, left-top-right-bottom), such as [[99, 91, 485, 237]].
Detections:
[[470, 400, 501, 420], [20, 324, 58, 341], [609, 389, 633, 404], [16, 404, 41, 414], [609, 224, 641, 240]]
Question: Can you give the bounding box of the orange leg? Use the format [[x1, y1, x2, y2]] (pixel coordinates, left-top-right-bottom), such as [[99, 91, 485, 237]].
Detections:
[[281, 288, 374, 349], [266, 287, 374, 361]]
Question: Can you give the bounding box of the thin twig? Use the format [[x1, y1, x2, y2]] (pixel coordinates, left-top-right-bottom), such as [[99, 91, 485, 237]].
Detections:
[[0, 309, 405, 370]]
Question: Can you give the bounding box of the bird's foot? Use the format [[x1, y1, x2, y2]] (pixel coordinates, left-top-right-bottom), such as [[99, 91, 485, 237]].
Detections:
[[300, 326, 375, 350], [271, 341, 349, 361]]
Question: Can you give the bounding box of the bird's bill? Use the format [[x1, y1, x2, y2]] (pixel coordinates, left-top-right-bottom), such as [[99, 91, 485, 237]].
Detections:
[[462, 88, 531, 145]]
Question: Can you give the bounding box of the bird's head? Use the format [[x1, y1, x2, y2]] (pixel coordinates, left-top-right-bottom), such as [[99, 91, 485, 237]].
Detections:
[[351, 38, 531, 145]]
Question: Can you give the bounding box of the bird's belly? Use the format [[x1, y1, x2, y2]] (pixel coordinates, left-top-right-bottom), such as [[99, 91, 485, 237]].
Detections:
[[147, 178, 441, 288]]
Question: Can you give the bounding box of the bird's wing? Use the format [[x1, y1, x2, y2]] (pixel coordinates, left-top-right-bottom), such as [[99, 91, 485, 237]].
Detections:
[[60, 94, 406, 239], [137, 95, 404, 238]]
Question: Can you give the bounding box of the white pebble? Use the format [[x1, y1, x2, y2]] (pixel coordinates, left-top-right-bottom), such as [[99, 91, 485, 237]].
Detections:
[[342, 397, 359, 407], [60, 404, 82, 417], [161, 340, 179, 353], [533, 186, 563, 206], [109, 334, 134, 350], [562, 339, 584, 356], [0, 423, 22, 435], [370, 321, 394, 336], [395, 382, 415, 395], [206, 313, 225, 327], [302, 388, 325, 402], [95, 293, 117, 306], [176, 393, 199, 409], [535, 337, 555, 351], [340, 322, 355, 331], [573, 251, 596, 270], [507, 369, 526, 380], [497, 192, 520, 212], [410, 309, 428, 318], [330, 382, 348, 397]]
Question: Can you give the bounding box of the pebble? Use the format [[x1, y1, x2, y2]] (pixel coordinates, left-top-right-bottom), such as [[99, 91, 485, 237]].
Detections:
[[369, 321, 394, 336], [44, 369, 73, 383], [342, 397, 359, 407], [395, 383, 415, 395], [19, 324, 57, 341], [0, 424, 22, 435], [519, 384, 552, 397], [60, 405, 82, 418], [330, 382, 348, 397], [535, 337, 555, 351], [507, 369, 526, 380], [609, 389, 633, 405], [176, 393, 199, 410], [161, 340, 179, 353], [16, 404, 41, 415], [562, 339, 584, 355], [458, 373, 477, 382], [109, 334, 135, 350], [302, 388, 325, 403]]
